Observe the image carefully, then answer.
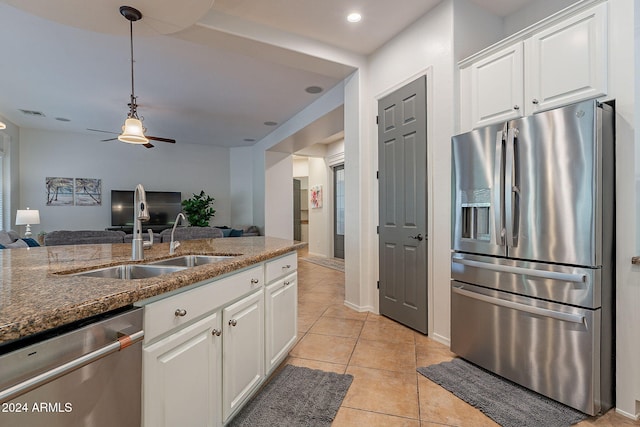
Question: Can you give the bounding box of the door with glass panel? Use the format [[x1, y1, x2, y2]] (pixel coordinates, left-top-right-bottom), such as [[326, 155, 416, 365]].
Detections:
[[333, 164, 345, 259]]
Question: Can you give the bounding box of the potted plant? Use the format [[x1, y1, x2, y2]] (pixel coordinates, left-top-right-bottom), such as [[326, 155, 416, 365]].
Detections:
[[181, 190, 216, 227]]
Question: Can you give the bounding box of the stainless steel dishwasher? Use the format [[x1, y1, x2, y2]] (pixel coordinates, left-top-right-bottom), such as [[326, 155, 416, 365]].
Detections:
[[0, 306, 144, 427]]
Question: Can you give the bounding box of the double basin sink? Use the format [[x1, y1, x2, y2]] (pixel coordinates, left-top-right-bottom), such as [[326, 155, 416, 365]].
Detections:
[[69, 255, 235, 280]]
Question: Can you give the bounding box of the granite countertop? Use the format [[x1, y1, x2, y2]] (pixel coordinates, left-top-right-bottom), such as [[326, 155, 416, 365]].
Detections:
[[0, 236, 305, 345]]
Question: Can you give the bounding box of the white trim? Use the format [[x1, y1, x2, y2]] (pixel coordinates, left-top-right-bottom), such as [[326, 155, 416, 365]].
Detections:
[[344, 300, 375, 314], [429, 332, 450, 347], [374, 67, 432, 101], [459, 0, 607, 67], [614, 408, 640, 421]]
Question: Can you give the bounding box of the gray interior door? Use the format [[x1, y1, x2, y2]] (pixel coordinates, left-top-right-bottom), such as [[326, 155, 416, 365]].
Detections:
[[333, 164, 345, 259], [378, 75, 428, 334], [293, 179, 301, 241]]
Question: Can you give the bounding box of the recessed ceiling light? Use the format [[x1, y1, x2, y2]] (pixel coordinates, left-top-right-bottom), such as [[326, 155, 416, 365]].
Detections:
[[347, 12, 362, 23], [264, 121, 278, 126], [305, 86, 324, 94]]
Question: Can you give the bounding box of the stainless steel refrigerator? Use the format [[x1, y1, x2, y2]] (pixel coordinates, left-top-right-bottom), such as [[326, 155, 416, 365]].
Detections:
[[450, 99, 614, 416]]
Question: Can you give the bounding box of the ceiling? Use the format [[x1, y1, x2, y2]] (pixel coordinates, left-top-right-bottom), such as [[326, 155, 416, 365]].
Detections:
[[0, 0, 538, 149]]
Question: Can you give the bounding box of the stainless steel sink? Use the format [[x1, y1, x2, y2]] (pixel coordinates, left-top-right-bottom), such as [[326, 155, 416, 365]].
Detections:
[[148, 255, 234, 267], [70, 264, 188, 279]]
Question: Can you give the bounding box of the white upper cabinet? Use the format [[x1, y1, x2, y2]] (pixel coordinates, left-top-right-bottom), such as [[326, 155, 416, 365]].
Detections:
[[525, 3, 607, 113], [460, 1, 608, 131], [469, 43, 524, 128]]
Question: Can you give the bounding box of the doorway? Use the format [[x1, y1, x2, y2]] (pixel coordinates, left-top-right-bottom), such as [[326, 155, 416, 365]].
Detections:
[[377, 75, 428, 334], [333, 164, 345, 259]]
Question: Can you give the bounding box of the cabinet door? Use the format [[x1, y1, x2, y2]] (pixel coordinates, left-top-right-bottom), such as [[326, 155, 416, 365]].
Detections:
[[143, 312, 222, 427], [525, 3, 607, 114], [222, 289, 265, 422], [470, 42, 524, 129], [265, 273, 298, 373]]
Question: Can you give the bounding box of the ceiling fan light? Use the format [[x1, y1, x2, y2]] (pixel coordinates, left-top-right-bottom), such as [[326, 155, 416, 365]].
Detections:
[[118, 118, 148, 144]]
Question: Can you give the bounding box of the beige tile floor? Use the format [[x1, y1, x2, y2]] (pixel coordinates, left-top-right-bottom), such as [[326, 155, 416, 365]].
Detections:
[[286, 253, 640, 427]]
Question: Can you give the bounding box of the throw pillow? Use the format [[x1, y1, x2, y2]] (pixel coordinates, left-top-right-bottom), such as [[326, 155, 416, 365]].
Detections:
[[0, 231, 14, 245], [3, 239, 29, 249], [22, 238, 40, 247], [221, 228, 233, 237], [229, 229, 244, 237]]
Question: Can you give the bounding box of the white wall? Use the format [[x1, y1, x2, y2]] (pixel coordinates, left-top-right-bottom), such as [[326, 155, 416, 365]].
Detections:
[[264, 150, 293, 239], [18, 128, 231, 235], [608, 0, 640, 418], [307, 157, 331, 257], [230, 146, 254, 228], [503, 0, 580, 37], [366, 0, 456, 343]]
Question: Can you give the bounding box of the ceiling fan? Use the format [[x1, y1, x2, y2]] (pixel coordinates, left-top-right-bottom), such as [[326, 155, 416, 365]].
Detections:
[[91, 6, 176, 149]]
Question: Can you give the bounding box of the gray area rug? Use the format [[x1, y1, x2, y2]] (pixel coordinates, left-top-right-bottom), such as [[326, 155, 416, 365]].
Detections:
[[300, 256, 345, 272], [418, 358, 588, 427], [227, 365, 353, 427]]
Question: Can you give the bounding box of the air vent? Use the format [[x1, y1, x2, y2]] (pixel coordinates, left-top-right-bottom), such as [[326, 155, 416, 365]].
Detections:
[[19, 109, 46, 117]]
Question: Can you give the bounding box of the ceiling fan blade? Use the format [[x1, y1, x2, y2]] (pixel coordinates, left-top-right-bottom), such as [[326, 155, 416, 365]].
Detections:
[[101, 137, 118, 142], [147, 136, 176, 144], [143, 143, 155, 148]]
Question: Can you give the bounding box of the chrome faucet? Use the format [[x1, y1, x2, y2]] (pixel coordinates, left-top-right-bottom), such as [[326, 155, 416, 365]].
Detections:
[[132, 184, 153, 260], [169, 212, 186, 255]]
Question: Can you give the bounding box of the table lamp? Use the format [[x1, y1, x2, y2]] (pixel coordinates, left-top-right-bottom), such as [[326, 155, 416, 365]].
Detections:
[[16, 208, 40, 238]]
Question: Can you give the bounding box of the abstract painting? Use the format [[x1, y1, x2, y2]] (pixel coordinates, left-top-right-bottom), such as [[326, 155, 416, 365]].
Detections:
[[46, 177, 74, 206], [75, 178, 102, 206], [310, 185, 323, 209]]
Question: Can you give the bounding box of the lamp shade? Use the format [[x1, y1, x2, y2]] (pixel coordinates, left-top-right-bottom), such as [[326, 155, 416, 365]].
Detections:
[[16, 208, 40, 225], [118, 118, 148, 144]]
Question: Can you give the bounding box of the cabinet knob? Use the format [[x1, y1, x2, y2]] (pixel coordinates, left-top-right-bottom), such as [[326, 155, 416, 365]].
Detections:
[[284, 281, 290, 287], [282, 264, 291, 269], [513, 105, 520, 110], [212, 329, 222, 336], [174, 309, 187, 317], [229, 319, 237, 327], [532, 99, 539, 105], [250, 278, 259, 285]]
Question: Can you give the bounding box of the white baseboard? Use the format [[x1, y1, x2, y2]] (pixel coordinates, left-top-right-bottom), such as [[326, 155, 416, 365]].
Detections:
[[614, 407, 639, 421], [343, 300, 374, 313], [429, 333, 451, 348]]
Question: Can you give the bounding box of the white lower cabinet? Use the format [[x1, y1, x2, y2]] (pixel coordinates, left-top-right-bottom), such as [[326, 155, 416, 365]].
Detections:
[[265, 272, 298, 374], [141, 254, 298, 426], [143, 312, 222, 427], [222, 289, 265, 422]]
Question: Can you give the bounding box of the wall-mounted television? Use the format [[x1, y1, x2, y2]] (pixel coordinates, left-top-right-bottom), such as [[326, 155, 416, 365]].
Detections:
[[111, 190, 182, 227]]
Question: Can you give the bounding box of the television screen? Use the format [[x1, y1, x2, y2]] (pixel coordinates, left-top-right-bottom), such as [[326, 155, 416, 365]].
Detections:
[[111, 190, 182, 226]]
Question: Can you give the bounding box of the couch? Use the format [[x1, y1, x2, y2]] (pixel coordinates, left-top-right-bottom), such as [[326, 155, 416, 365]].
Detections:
[[0, 230, 40, 249], [44, 230, 127, 246], [159, 226, 223, 243]]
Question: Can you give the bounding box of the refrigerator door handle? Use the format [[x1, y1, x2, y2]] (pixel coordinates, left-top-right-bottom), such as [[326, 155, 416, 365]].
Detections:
[[452, 286, 586, 324], [493, 129, 505, 246], [452, 257, 587, 283], [504, 127, 517, 247]]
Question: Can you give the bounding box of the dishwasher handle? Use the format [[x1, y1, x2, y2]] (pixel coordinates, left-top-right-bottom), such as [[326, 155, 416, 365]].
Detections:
[[0, 330, 144, 404]]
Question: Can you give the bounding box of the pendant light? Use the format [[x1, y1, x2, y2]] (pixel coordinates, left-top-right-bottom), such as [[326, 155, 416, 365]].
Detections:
[[118, 6, 148, 145]]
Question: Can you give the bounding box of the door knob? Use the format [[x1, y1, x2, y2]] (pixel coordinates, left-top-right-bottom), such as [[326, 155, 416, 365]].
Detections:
[[409, 233, 423, 241]]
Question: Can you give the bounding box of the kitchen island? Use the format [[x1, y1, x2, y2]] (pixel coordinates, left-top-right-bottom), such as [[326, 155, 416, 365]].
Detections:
[[0, 236, 305, 345]]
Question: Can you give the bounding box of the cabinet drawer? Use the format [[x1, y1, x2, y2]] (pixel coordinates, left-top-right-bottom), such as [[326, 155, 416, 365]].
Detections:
[[265, 252, 297, 283], [144, 265, 264, 342]]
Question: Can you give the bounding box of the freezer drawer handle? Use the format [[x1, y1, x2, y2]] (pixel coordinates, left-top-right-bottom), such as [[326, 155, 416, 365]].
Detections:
[[0, 329, 144, 404], [452, 258, 587, 283], [452, 286, 585, 324]]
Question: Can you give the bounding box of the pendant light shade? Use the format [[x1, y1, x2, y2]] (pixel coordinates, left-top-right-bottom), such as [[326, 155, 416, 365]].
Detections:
[[0, 121, 6, 130], [118, 6, 148, 145], [118, 118, 148, 144]]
